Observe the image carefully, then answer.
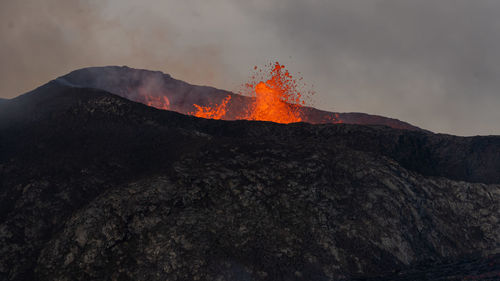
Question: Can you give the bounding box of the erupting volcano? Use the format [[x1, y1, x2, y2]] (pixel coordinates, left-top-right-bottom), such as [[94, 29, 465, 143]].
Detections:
[[120, 62, 310, 123], [192, 62, 309, 123], [50, 65, 424, 131], [1, 63, 499, 281]]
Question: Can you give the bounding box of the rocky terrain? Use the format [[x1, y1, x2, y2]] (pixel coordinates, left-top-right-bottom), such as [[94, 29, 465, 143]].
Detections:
[[0, 81, 499, 280]]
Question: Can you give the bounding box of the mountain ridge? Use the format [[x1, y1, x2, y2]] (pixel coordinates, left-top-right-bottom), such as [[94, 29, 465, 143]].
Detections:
[[52, 65, 426, 131]]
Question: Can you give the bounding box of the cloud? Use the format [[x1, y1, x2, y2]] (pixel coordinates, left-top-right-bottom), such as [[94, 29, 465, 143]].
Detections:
[[1, 0, 499, 135], [232, 0, 500, 135], [0, 0, 228, 98]]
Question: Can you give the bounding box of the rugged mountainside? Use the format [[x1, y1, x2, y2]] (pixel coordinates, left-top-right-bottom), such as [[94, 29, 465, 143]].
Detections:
[[55, 66, 424, 131], [0, 82, 499, 281]]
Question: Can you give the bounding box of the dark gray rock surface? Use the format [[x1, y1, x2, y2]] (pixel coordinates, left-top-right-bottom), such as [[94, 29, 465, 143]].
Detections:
[[0, 85, 499, 280]]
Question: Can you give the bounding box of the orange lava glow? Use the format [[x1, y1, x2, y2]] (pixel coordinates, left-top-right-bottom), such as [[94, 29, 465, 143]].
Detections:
[[144, 95, 170, 110], [245, 62, 303, 123], [192, 62, 307, 123], [192, 95, 231, 120]]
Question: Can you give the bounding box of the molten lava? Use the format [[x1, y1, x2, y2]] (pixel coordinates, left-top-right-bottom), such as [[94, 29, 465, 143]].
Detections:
[[192, 95, 231, 120], [192, 62, 307, 123], [136, 62, 343, 124], [244, 63, 303, 123]]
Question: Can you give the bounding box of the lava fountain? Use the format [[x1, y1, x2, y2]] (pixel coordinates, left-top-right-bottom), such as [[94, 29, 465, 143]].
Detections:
[[192, 62, 309, 123], [132, 62, 342, 124]]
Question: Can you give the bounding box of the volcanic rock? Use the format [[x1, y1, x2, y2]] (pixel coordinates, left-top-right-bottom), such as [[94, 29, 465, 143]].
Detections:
[[0, 81, 499, 281]]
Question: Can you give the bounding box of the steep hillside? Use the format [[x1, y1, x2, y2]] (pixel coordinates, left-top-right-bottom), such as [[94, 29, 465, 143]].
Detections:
[[0, 85, 498, 281]]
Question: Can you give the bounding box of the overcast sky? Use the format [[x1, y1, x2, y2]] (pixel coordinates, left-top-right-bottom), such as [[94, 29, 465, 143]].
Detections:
[[1, 0, 500, 136]]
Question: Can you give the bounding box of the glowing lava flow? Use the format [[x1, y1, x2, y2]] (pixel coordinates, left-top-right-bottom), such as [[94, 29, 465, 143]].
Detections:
[[192, 62, 306, 123], [192, 95, 231, 120]]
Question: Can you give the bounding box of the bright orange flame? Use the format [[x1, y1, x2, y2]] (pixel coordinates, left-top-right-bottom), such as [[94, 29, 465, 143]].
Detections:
[[246, 81, 302, 123], [144, 95, 170, 110], [245, 62, 302, 123], [136, 62, 341, 124], [192, 95, 231, 120], [192, 62, 306, 123]]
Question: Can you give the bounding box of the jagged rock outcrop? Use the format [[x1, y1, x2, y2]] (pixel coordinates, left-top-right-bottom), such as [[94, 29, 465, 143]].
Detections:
[[0, 83, 499, 280]]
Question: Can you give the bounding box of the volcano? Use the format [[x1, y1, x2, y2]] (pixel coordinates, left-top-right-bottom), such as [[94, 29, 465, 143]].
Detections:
[[54, 65, 424, 130], [0, 68, 499, 281]]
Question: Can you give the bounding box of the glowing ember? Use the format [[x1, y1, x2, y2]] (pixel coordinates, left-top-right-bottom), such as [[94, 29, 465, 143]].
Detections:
[[144, 95, 170, 110], [192, 95, 231, 120]]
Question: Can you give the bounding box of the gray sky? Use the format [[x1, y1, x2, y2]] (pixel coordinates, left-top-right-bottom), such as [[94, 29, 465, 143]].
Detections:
[[1, 0, 500, 136]]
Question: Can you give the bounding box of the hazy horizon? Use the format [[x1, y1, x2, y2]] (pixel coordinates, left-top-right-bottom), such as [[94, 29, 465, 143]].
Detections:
[[2, 0, 500, 136]]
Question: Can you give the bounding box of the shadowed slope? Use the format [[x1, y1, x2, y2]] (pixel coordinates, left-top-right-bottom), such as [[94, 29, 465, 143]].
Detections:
[[0, 86, 498, 281]]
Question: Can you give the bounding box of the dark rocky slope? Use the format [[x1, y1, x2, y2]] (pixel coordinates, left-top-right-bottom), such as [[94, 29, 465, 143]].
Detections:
[[0, 84, 499, 280]]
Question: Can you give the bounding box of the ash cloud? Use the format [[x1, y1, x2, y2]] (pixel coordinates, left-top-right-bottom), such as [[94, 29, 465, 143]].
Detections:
[[1, 0, 500, 135]]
